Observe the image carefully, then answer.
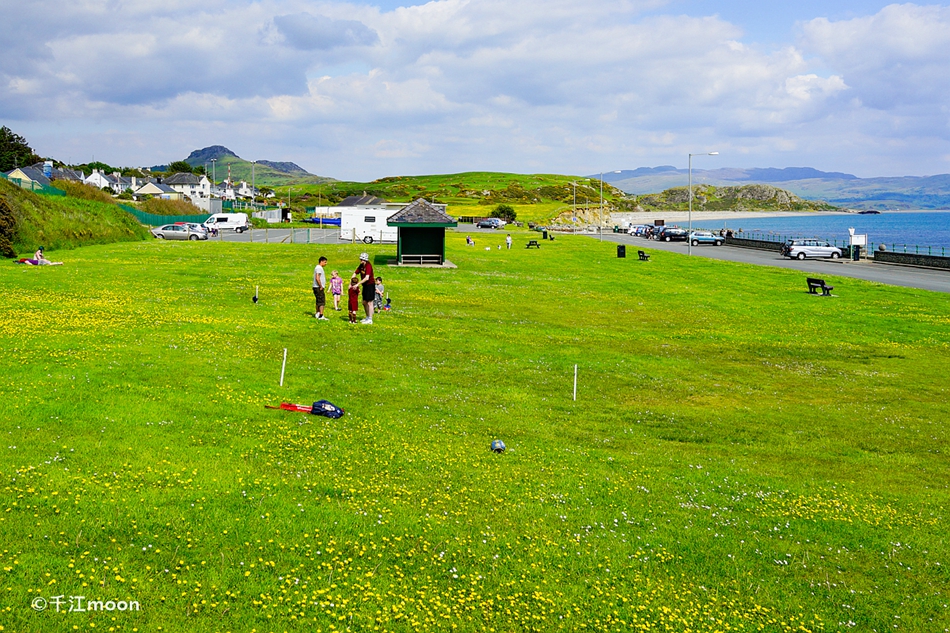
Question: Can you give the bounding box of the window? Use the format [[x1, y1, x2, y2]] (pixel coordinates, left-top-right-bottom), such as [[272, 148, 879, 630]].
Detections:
[[364, 216, 376, 223]]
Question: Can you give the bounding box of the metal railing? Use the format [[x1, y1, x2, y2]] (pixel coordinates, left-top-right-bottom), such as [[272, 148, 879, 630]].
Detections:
[[723, 229, 948, 259]]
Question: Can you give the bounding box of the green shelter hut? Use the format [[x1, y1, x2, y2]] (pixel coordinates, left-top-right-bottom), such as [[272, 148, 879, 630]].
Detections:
[[387, 199, 457, 265]]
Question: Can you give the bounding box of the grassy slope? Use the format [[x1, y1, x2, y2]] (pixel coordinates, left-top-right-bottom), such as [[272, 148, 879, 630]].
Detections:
[[1, 235, 948, 632], [279, 172, 621, 223], [199, 154, 334, 187], [1, 179, 150, 256]]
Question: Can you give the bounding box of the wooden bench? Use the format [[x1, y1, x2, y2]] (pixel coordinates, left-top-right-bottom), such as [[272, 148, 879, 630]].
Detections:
[[638, 250, 650, 261], [526, 240, 541, 249], [807, 277, 834, 296], [400, 254, 443, 265]]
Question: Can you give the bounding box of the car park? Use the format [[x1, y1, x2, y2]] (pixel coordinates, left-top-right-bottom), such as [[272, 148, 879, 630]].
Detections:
[[151, 224, 208, 240], [782, 238, 842, 260], [689, 231, 724, 246]]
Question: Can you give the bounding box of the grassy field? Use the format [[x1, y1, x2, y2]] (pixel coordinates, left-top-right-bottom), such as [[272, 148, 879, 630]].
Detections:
[[1, 232, 948, 632]]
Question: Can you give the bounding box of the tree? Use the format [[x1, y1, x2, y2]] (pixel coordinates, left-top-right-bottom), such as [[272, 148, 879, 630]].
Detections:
[[166, 160, 194, 174], [0, 126, 41, 172], [491, 204, 517, 222]]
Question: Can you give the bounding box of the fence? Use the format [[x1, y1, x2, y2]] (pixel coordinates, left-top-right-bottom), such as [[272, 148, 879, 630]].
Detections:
[[1, 173, 66, 196], [732, 230, 949, 259], [119, 204, 209, 226]]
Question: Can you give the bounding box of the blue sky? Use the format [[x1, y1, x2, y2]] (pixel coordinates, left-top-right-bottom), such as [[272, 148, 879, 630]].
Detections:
[[2, 0, 949, 180]]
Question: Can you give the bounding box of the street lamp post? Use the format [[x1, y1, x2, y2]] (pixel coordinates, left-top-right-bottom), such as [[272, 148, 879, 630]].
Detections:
[[688, 151, 719, 256], [210, 159, 217, 199], [599, 173, 604, 241]]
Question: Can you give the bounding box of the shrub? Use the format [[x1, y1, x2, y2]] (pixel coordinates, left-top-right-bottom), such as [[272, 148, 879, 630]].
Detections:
[[491, 204, 517, 222]]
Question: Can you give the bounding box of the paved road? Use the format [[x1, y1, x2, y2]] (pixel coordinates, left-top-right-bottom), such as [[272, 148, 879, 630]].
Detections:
[[594, 232, 950, 294]]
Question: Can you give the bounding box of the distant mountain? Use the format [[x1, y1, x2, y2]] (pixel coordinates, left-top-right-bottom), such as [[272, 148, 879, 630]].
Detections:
[[152, 146, 334, 186], [597, 167, 950, 210]]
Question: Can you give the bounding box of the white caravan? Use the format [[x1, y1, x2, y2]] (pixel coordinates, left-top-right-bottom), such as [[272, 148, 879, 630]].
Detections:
[[339, 206, 402, 244]]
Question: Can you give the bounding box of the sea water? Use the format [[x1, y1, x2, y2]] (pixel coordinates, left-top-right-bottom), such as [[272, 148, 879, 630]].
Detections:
[[694, 211, 950, 253]]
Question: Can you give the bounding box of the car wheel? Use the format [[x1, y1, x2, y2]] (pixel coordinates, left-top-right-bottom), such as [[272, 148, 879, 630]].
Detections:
[[363, 236, 374, 244], [691, 239, 699, 246], [831, 251, 840, 259], [189, 234, 199, 241], [665, 236, 671, 242], [715, 240, 723, 246], [797, 252, 806, 260], [156, 234, 165, 239], [235, 227, 244, 233]]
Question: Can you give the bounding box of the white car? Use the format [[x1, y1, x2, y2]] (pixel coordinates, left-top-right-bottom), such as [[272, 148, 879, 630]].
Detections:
[[782, 238, 842, 260]]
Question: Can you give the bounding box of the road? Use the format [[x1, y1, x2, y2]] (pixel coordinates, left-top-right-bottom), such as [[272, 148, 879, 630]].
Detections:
[[211, 227, 345, 244], [594, 231, 950, 294]]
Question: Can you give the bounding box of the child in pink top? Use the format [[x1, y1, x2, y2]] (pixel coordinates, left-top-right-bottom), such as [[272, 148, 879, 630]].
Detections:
[[329, 270, 344, 311]]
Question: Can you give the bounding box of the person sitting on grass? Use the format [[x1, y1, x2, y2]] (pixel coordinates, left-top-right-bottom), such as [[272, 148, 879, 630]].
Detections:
[[16, 247, 63, 266]]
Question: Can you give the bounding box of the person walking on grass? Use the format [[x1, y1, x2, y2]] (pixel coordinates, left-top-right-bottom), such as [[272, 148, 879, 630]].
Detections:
[[313, 256, 328, 320], [356, 252, 375, 325], [506, 233, 512, 249], [330, 270, 343, 311]]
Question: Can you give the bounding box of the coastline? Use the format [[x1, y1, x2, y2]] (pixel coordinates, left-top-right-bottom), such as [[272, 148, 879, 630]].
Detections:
[[610, 210, 851, 224]]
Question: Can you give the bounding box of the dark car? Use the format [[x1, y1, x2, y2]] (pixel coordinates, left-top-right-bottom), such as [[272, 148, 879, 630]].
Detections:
[[477, 218, 505, 229], [657, 227, 689, 242]]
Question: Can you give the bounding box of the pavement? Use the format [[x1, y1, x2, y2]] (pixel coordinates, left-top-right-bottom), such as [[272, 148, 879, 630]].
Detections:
[[593, 231, 950, 294]]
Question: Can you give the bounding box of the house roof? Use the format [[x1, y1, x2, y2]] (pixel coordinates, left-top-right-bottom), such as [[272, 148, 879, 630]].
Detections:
[[338, 194, 387, 207], [164, 172, 200, 185], [6, 167, 52, 186], [387, 198, 456, 226], [28, 163, 84, 182]]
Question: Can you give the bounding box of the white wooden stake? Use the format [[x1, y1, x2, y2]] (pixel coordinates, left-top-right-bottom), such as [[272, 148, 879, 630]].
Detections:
[[573, 364, 578, 401], [255, 285, 259, 301], [280, 348, 287, 387]]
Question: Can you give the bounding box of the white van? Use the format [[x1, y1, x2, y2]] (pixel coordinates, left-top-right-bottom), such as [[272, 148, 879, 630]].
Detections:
[[203, 213, 249, 233], [339, 207, 399, 244]]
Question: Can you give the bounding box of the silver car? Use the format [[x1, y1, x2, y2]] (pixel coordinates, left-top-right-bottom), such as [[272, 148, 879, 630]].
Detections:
[[151, 224, 208, 241], [783, 238, 841, 260]]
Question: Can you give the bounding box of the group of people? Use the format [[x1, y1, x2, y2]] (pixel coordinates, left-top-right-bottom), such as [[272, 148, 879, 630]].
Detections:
[[312, 253, 388, 325], [466, 234, 514, 249]]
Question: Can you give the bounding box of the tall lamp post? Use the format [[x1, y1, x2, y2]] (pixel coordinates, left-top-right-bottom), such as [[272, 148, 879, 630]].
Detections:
[[688, 151, 718, 256], [210, 159, 217, 199]]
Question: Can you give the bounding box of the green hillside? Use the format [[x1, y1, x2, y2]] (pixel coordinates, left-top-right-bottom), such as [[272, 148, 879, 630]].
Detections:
[[180, 146, 334, 187], [632, 184, 838, 212], [0, 178, 150, 257], [279, 172, 627, 223]]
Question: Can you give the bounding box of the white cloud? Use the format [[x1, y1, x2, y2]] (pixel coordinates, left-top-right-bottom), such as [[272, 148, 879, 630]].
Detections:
[[2, 0, 949, 178]]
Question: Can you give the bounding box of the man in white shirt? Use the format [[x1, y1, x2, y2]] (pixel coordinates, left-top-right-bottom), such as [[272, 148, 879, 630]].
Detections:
[[313, 256, 328, 320]]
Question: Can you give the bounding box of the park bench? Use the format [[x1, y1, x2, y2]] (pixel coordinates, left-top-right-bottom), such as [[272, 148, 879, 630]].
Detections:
[[807, 277, 834, 296], [526, 240, 541, 249], [638, 250, 650, 261], [400, 254, 443, 265]]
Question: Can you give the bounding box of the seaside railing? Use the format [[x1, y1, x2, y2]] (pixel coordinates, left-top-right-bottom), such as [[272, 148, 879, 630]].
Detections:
[[715, 229, 948, 258]]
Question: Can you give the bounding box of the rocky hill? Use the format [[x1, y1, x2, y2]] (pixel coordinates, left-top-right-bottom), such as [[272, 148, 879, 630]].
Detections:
[[630, 184, 837, 212], [599, 166, 950, 210], [155, 146, 333, 187]]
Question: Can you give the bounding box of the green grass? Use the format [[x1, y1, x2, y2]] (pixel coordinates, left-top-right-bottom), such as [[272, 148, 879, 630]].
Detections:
[[1, 179, 150, 256], [1, 233, 948, 632]]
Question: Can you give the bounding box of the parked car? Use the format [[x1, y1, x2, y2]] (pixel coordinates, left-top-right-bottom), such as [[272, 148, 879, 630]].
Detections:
[[657, 227, 689, 242], [477, 218, 505, 229], [151, 224, 207, 241], [782, 238, 842, 260], [689, 231, 724, 246], [175, 222, 210, 237]]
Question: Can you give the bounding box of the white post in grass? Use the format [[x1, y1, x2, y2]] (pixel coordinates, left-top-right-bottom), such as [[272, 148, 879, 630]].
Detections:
[[280, 348, 287, 387], [573, 364, 578, 401]]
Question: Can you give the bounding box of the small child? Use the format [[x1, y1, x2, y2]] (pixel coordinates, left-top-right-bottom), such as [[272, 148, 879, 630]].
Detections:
[[347, 274, 361, 323], [330, 270, 343, 311], [374, 276, 385, 312]]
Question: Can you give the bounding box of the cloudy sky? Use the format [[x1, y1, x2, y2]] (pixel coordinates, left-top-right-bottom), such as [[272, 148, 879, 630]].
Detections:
[[2, 0, 949, 180]]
